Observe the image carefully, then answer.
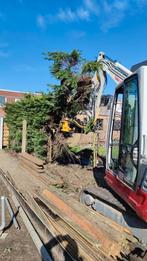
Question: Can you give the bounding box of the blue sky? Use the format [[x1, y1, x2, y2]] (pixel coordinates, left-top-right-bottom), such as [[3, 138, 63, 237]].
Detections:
[[0, 0, 147, 94]]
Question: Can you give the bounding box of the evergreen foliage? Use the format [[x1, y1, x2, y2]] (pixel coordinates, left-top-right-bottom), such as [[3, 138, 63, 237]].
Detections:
[[5, 94, 54, 158], [82, 60, 102, 75], [5, 50, 102, 159], [45, 49, 87, 118]]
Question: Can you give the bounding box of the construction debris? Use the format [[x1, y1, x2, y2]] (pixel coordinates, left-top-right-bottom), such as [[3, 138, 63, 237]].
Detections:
[[19, 152, 45, 174], [41, 189, 133, 259]]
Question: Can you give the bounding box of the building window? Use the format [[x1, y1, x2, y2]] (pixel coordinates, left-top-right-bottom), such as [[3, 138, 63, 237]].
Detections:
[[96, 119, 103, 130], [0, 96, 6, 106]]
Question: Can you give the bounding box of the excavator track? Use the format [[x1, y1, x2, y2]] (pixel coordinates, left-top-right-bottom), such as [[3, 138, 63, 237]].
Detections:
[[80, 186, 147, 245], [129, 250, 147, 261], [124, 243, 147, 261], [81, 186, 132, 214]]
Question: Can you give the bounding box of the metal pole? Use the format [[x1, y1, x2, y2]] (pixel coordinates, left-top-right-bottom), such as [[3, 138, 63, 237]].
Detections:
[[5, 197, 20, 230], [0, 196, 20, 231], [12, 194, 52, 261], [0, 196, 6, 230]]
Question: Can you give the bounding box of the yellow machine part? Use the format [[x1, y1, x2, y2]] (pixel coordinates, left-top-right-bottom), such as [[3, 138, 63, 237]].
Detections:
[[61, 120, 72, 133]]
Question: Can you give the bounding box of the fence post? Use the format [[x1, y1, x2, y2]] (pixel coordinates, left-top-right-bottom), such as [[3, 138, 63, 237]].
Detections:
[[22, 119, 27, 153], [47, 135, 52, 163], [0, 117, 3, 149]]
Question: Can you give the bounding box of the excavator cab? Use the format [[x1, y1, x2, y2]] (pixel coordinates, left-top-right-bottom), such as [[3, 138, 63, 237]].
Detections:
[[106, 66, 147, 222]]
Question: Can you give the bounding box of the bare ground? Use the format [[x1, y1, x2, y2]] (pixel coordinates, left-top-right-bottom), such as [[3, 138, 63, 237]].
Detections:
[[45, 163, 99, 200], [0, 174, 40, 261], [0, 150, 99, 201]]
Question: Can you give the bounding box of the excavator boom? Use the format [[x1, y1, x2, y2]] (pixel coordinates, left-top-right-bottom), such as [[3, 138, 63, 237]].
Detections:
[[90, 51, 132, 121]]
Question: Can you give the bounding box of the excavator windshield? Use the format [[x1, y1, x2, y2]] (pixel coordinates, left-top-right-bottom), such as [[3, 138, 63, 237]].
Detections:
[[108, 75, 139, 189]]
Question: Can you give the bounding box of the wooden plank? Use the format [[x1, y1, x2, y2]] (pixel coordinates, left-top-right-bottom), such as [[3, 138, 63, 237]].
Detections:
[[20, 162, 44, 176], [42, 189, 128, 257], [32, 195, 109, 261], [20, 158, 44, 171], [22, 120, 27, 153], [19, 152, 45, 166], [19, 162, 51, 185]]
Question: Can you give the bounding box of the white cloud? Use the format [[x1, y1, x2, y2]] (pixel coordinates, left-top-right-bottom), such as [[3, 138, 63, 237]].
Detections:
[[84, 0, 99, 14], [56, 9, 67, 21], [77, 8, 90, 20], [113, 0, 128, 11], [57, 8, 76, 22], [36, 0, 147, 31], [56, 7, 90, 22], [37, 6, 90, 27], [102, 0, 128, 13], [102, 0, 112, 13], [101, 12, 125, 32], [37, 15, 46, 29], [100, 0, 130, 31]]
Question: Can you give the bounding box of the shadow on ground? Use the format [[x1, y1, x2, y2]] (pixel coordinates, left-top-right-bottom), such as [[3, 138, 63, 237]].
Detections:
[[41, 234, 83, 261]]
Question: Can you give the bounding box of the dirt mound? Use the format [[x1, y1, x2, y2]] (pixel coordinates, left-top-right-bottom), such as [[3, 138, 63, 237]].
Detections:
[[45, 164, 97, 200]]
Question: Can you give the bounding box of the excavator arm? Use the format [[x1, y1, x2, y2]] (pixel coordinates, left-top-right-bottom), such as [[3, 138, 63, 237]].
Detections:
[[90, 51, 132, 121]]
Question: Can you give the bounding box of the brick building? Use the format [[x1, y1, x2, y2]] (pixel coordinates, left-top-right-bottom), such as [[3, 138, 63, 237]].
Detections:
[[0, 89, 25, 149]]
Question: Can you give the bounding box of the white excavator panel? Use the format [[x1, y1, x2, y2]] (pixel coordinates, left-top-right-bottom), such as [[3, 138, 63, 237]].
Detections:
[[137, 66, 147, 162]]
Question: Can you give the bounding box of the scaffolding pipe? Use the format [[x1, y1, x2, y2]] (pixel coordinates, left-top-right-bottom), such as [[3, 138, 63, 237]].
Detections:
[[12, 194, 52, 261]]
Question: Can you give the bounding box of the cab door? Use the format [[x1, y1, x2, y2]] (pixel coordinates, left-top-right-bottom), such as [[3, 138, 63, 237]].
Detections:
[[119, 75, 139, 188], [108, 75, 139, 189]]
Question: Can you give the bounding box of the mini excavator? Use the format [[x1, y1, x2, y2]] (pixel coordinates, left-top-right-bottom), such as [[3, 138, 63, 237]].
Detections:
[[80, 52, 147, 259]]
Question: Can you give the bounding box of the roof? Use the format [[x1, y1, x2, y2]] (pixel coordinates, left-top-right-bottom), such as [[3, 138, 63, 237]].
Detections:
[[0, 88, 26, 94]]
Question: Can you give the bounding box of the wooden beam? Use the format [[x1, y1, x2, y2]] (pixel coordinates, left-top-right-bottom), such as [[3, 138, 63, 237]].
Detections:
[[22, 119, 27, 153]]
